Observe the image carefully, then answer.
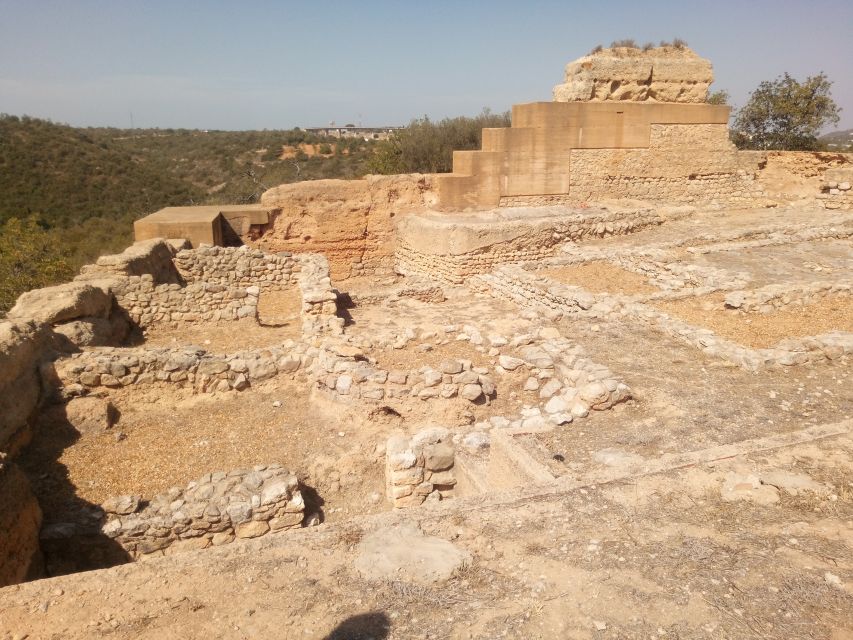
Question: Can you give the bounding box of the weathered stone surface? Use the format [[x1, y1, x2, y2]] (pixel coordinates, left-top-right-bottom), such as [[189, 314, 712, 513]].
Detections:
[[0, 460, 43, 586], [64, 396, 115, 433], [354, 523, 471, 584], [8, 282, 114, 325], [553, 46, 714, 103], [0, 321, 50, 450]]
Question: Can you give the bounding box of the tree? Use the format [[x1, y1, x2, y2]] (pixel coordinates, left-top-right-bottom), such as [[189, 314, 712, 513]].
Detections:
[[732, 72, 840, 150], [707, 89, 730, 105], [0, 217, 72, 314]]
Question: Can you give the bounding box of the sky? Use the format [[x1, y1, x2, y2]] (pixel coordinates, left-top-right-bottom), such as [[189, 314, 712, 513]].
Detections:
[[1, 0, 851, 131]]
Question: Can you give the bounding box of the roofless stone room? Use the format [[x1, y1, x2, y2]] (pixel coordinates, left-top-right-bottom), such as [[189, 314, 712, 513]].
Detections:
[[1, 24, 852, 639]]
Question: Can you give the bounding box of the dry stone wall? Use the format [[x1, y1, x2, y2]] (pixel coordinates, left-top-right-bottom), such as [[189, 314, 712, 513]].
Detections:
[[386, 427, 456, 508], [725, 282, 851, 313], [473, 265, 853, 372], [99, 465, 304, 558], [819, 168, 853, 210]]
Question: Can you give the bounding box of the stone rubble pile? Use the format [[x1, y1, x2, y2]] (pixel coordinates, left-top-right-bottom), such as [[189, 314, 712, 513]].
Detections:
[[101, 465, 304, 557], [386, 427, 456, 508]]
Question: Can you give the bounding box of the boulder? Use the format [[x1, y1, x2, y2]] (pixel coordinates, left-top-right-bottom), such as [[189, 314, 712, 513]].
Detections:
[[8, 282, 113, 325], [0, 321, 50, 449], [64, 396, 116, 433]]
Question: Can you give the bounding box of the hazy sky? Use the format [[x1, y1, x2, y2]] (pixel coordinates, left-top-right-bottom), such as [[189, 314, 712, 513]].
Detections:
[[1, 0, 851, 130]]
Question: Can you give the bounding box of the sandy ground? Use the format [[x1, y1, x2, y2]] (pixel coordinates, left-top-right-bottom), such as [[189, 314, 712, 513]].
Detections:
[[3, 426, 852, 639], [540, 262, 660, 295], [7, 205, 853, 637], [653, 295, 853, 348]]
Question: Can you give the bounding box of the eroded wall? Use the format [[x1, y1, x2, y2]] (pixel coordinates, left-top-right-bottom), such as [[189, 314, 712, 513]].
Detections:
[[258, 173, 437, 281]]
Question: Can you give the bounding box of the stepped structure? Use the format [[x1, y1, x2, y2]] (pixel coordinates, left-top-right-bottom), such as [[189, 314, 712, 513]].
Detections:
[[436, 46, 757, 210]]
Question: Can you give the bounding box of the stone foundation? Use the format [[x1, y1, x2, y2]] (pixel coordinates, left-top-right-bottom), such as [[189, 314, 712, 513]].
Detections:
[[99, 466, 304, 558], [386, 427, 456, 508], [395, 206, 670, 283]]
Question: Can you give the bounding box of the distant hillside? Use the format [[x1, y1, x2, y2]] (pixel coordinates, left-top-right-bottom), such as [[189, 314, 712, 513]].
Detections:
[[0, 116, 202, 228], [0, 115, 377, 313], [819, 129, 853, 151]]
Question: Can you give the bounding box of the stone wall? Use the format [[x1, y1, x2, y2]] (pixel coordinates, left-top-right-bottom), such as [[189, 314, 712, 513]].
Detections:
[[258, 174, 438, 281], [99, 466, 304, 558], [56, 341, 310, 394], [386, 427, 456, 508], [473, 265, 853, 372], [818, 167, 853, 210], [725, 282, 851, 313], [0, 457, 43, 586], [567, 125, 763, 205]]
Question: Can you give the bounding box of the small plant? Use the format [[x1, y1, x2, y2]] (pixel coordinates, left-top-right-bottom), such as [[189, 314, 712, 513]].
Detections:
[[672, 37, 688, 49], [659, 39, 672, 47], [610, 38, 638, 49], [589, 44, 603, 54], [642, 42, 655, 51]]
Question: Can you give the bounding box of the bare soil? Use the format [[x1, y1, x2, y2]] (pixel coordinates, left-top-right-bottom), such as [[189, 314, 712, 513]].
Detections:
[[20, 379, 390, 527], [653, 295, 853, 348], [142, 318, 299, 353], [540, 261, 660, 295]]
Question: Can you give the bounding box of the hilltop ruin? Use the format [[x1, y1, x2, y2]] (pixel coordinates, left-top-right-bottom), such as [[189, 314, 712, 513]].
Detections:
[[1, 46, 852, 638]]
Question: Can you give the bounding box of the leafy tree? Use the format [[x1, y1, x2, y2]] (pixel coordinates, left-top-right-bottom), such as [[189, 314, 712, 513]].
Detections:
[[0, 217, 72, 314], [732, 72, 841, 150], [707, 89, 730, 105]]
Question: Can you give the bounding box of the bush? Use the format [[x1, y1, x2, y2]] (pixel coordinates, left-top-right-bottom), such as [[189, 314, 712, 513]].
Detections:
[[0, 217, 73, 314], [368, 109, 511, 175]]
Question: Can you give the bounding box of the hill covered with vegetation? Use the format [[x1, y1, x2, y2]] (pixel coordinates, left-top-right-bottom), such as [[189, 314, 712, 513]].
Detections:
[[0, 111, 506, 312]]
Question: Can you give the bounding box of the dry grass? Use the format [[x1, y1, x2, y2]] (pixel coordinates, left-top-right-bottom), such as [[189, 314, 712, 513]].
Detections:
[[540, 261, 660, 296], [653, 296, 853, 348]]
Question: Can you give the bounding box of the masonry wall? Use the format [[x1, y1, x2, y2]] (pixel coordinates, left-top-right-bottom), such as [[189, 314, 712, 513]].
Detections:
[[258, 173, 437, 281], [100, 466, 304, 558]]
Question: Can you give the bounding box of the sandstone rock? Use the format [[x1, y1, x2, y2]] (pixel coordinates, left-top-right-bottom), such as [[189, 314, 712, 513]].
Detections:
[[0, 321, 50, 448], [539, 378, 563, 399], [235, 520, 270, 539], [498, 355, 525, 371], [720, 472, 780, 505], [354, 523, 471, 585], [439, 359, 463, 375], [8, 282, 114, 325], [64, 396, 115, 433], [102, 495, 141, 516], [553, 46, 714, 103], [461, 431, 490, 453], [460, 383, 483, 402]]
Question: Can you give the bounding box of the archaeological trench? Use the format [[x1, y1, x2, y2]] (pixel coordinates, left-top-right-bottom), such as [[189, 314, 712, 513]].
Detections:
[[2, 46, 853, 638]]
